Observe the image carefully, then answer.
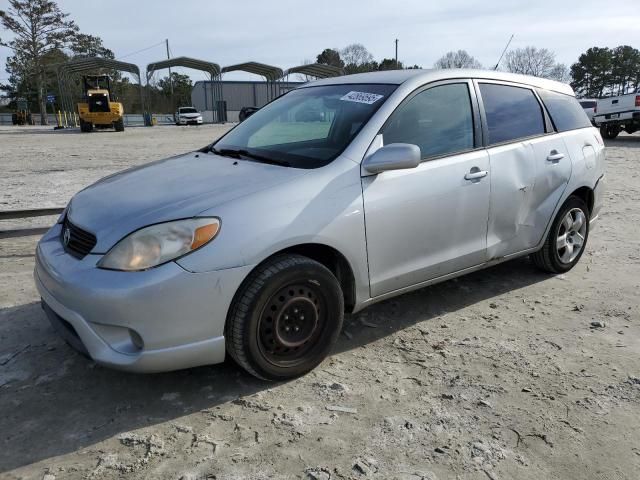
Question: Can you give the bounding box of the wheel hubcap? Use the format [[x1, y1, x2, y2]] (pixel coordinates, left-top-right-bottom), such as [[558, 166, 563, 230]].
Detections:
[[274, 297, 318, 347], [258, 284, 324, 364], [556, 208, 587, 264]]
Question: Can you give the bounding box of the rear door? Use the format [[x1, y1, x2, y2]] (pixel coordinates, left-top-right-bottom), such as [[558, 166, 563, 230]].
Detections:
[[476, 81, 571, 260], [362, 80, 490, 297]]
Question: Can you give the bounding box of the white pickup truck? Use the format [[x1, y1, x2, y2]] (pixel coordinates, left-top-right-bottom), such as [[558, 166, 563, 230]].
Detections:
[[593, 92, 640, 139]]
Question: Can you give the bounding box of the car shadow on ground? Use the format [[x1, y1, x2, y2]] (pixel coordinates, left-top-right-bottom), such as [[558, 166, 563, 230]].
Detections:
[[0, 256, 549, 473]]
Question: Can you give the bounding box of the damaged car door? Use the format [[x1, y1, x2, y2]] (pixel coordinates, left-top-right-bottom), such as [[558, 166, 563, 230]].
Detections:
[[477, 81, 571, 260]]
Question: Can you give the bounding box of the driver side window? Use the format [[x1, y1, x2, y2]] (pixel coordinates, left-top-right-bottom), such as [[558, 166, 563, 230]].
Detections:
[[382, 83, 475, 160]]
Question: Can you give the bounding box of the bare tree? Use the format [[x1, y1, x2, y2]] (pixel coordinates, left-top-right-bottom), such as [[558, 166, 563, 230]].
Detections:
[[549, 63, 570, 83], [504, 46, 568, 81], [1, 0, 78, 124], [341, 43, 377, 74], [434, 50, 482, 69]]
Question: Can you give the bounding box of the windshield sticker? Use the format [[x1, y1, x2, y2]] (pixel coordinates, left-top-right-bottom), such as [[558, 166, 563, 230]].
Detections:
[[340, 91, 384, 105]]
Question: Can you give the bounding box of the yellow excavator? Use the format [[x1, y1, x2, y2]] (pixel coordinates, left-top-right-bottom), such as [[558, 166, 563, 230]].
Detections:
[[77, 75, 124, 132]]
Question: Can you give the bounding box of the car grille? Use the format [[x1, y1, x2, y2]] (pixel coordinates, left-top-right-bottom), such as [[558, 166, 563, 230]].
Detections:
[[61, 217, 97, 259]]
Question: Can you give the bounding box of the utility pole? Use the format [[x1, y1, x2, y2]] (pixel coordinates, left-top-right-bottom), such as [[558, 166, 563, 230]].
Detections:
[[395, 39, 399, 69], [166, 39, 174, 110]]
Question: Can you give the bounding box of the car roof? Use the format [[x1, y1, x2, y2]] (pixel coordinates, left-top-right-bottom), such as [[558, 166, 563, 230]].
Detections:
[[303, 68, 575, 96]]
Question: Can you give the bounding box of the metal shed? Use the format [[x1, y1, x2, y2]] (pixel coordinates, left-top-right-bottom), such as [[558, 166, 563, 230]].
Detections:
[[284, 63, 344, 80], [221, 62, 284, 101], [54, 57, 144, 116], [146, 56, 223, 122]]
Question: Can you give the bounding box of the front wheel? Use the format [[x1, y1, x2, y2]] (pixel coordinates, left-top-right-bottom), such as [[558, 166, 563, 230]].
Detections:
[[531, 196, 590, 274], [225, 254, 344, 380], [114, 118, 125, 132]]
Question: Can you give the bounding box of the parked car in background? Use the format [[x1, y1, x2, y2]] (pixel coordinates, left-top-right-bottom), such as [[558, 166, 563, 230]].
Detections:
[[239, 106, 260, 122], [175, 106, 203, 125], [579, 98, 598, 124], [593, 92, 640, 138], [36, 69, 605, 380]]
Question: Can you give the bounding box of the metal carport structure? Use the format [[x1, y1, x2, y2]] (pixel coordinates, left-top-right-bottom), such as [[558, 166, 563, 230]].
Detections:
[[54, 57, 144, 119], [221, 62, 284, 102], [146, 56, 222, 122], [283, 63, 344, 81]]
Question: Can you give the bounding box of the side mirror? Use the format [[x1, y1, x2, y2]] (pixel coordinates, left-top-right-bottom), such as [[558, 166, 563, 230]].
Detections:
[[362, 143, 421, 174]]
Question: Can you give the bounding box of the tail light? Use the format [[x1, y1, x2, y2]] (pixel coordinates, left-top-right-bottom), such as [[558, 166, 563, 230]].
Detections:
[[635, 95, 640, 107]]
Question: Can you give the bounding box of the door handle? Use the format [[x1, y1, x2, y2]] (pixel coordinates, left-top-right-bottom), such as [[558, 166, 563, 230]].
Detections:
[[547, 150, 565, 162], [464, 169, 488, 181]]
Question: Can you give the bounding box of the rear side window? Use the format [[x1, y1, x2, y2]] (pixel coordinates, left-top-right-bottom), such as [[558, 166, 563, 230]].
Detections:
[[382, 83, 474, 159], [539, 90, 593, 132], [479, 83, 545, 145], [579, 100, 596, 109]]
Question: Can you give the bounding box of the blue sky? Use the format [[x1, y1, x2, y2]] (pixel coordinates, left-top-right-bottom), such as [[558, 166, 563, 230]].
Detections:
[[1, 0, 639, 84]]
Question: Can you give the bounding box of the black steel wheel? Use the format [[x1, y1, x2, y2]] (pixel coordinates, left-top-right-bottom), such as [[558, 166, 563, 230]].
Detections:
[[226, 254, 344, 380]]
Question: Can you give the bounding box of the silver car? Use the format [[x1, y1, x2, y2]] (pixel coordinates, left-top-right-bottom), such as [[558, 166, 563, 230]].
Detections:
[[35, 69, 605, 380]]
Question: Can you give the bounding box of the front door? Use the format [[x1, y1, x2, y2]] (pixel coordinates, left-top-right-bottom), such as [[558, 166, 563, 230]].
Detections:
[[362, 81, 491, 297]]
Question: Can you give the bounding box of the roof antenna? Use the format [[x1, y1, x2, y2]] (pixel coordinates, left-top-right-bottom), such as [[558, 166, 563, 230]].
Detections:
[[494, 34, 514, 70]]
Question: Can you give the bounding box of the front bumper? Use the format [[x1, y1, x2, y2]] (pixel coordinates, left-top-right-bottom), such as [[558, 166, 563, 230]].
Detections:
[[178, 117, 203, 125], [34, 223, 253, 373]]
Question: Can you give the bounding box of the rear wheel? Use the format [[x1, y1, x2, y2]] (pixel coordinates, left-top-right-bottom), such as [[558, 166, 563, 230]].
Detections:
[[114, 118, 124, 132], [225, 254, 344, 380], [600, 124, 620, 139], [531, 196, 589, 274]]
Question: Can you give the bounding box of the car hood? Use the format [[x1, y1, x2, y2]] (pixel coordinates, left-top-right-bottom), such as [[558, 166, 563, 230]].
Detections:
[[179, 113, 201, 118], [67, 152, 308, 252]]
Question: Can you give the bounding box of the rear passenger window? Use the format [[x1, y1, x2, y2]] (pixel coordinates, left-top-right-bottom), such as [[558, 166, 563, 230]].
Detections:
[[382, 83, 474, 159], [479, 83, 545, 145], [538, 90, 593, 131]]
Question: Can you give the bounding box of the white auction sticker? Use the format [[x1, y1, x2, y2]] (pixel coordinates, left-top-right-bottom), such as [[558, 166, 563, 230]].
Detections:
[[340, 91, 384, 105]]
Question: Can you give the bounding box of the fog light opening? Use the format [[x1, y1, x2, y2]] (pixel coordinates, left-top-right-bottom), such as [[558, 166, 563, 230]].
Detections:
[[129, 329, 144, 351]]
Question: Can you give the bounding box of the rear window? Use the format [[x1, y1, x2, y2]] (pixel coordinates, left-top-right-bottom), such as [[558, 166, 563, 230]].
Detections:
[[579, 100, 597, 109], [539, 90, 592, 132], [479, 83, 545, 145]]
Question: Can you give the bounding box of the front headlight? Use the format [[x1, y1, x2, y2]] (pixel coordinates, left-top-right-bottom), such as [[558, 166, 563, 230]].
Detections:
[[98, 218, 220, 271]]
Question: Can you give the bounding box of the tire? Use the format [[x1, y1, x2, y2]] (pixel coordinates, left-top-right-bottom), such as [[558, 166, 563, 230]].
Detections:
[[600, 124, 620, 139], [226, 254, 344, 380], [79, 119, 92, 132], [531, 196, 590, 274], [114, 118, 124, 132]]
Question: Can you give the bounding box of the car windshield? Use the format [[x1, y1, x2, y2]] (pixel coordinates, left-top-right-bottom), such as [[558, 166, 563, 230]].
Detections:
[[180, 108, 198, 114], [212, 84, 397, 168]]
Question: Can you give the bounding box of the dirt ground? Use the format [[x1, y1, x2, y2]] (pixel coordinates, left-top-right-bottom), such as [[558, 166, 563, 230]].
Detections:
[[0, 125, 639, 480]]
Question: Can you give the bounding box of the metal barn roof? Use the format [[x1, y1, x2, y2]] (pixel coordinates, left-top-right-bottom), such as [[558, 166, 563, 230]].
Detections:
[[284, 63, 344, 79], [221, 62, 284, 81], [146, 56, 221, 79]]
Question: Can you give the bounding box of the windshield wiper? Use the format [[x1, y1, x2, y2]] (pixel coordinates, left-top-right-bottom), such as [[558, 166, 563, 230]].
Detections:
[[211, 147, 290, 167]]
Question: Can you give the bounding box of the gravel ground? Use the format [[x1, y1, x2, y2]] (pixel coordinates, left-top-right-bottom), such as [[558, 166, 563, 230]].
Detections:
[[0, 125, 639, 480]]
